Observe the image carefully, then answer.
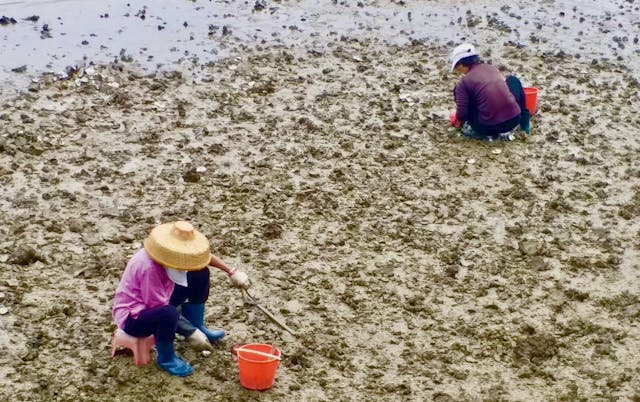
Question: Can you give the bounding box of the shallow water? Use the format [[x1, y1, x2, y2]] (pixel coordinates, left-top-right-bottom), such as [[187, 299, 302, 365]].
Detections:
[[1, 0, 638, 99]]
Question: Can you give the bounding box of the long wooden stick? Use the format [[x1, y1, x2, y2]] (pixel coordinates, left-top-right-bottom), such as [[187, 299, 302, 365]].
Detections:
[[242, 290, 297, 337]]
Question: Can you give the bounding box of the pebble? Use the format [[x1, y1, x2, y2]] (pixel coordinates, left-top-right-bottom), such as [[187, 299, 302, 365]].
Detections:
[[0, 307, 9, 315], [466, 158, 476, 164], [201, 350, 211, 357]]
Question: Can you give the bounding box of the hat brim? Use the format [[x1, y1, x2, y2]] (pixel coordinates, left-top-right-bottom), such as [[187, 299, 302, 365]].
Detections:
[[450, 52, 478, 72], [143, 222, 211, 271]]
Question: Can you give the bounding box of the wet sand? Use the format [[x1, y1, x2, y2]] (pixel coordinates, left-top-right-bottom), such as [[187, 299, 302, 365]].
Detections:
[[1, 1, 640, 401]]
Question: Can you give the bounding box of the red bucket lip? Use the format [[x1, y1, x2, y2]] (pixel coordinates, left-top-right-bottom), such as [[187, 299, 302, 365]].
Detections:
[[232, 343, 282, 362]]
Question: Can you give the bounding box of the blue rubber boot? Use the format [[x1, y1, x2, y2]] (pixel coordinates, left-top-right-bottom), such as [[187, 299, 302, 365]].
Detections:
[[181, 303, 225, 343], [155, 340, 194, 377]]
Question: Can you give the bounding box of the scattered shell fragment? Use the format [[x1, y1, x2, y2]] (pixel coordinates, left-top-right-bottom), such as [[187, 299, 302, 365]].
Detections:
[[492, 149, 502, 155], [201, 350, 211, 357], [196, 166, 207, 173], [466, 158, 476, 164], [0, 307, 9, 315]]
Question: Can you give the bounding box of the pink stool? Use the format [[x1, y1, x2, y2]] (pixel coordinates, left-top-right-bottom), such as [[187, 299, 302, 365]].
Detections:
[[110, 328, 155, 366]]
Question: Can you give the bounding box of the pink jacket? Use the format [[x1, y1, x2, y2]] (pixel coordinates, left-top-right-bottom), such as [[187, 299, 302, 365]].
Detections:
[[112, 249, 175, 329]]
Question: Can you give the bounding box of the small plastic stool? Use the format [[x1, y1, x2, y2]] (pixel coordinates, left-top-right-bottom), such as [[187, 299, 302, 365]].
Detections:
[[110, 328, 155, 366]]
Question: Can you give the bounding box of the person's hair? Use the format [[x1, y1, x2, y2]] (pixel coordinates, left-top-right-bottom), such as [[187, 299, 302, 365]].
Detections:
[[457, 55, 481, 68]]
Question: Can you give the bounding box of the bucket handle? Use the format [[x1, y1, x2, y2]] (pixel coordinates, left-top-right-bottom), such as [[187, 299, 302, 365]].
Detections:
[[234, 347, 282, 361]]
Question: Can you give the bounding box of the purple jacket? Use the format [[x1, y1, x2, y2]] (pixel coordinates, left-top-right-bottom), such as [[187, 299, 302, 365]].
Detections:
[[454, 63, 520, 126], [112, 249, 175, 329]]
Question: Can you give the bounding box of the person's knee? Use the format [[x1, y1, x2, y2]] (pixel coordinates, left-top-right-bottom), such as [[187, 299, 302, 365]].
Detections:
[[187, 267, 210, 284], [185, 268, 211, 303], [158, 304, 179, 325]]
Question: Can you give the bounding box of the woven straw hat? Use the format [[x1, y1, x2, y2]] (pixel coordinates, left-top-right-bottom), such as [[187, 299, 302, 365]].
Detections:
[[143, 221, 211, 271]]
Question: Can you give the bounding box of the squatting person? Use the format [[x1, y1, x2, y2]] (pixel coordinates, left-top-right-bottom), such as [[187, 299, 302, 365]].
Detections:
[[112, 220, 251, 376], [449, 43, 531, 140]]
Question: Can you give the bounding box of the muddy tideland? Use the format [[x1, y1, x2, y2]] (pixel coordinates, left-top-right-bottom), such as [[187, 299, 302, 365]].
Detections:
[[1, 1, 640, 401]]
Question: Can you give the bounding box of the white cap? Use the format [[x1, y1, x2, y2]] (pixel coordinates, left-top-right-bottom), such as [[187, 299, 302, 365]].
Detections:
[[448, 43, 478, 72]]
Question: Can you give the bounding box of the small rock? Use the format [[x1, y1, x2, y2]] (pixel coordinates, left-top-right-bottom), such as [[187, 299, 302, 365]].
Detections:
[[433, 393, 455, 402], [593, 344, 612, 356], [20, 113, 34, 123], [0, 16, 17, 25], [11, 65, 27, 73], [68, 218, 85, 233], [623, 303, 640, 319], [444, 265, 459, 278], [529, 256, 551, 271], [9, 245, 42, 265], [0, 307, 8, 315], [254, 0, 267, 11], [182, 168, 201, 183], [519, 238, 542, 256]]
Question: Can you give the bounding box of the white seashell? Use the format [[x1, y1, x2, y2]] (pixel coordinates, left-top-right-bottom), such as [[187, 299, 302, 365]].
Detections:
[[466, 158, 476, 164], [201, 350, 211, 357], [0, 307, 8, 315], [492, 149, 502, 155], [196, 166, 207, 173]]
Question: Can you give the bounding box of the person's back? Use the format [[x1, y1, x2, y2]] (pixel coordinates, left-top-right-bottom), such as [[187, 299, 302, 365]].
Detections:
[[448, 43, 530, 140], [455, 63, 520, 126]]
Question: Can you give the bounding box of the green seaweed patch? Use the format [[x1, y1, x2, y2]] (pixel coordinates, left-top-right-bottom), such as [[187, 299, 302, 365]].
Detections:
[[557, 318, 622, 340], [565, 254, 621, 271], [597, 291, 640, 320]]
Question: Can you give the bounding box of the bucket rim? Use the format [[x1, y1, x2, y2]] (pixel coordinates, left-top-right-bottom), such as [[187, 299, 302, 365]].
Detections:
[[234, 343, 282, 363]]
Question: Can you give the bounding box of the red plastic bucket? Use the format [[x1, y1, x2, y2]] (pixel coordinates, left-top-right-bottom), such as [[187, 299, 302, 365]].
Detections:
[[233, 343, 281, 390], [523, 87, 539, 115]]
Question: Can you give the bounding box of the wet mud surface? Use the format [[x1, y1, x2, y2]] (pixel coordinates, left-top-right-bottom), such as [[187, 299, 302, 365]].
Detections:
[[1, 1, 640, 401]]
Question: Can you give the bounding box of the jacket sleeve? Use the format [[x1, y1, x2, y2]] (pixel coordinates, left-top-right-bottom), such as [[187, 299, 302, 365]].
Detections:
[[453, 82, 470, 123]]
